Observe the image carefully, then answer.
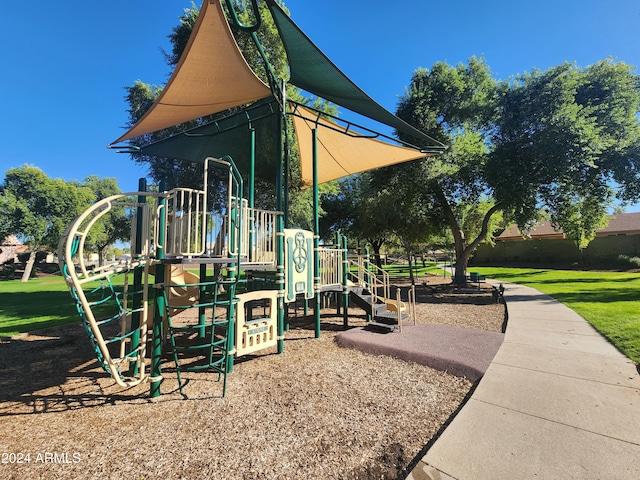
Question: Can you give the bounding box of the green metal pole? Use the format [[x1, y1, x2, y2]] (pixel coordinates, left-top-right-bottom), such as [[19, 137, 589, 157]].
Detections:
[[312, 128, 321, 339], [150, 180, 167, 398], [276, 110, 285, 353], [342, 234, 349, 327], [249, 124, 256, 262], [283, 115, 290, 228], [282, 80, 290, 334], [226, 159, 241, 374], [199, 263, 207, 339], [364, 246, 372, 322], [335, 231, 341, 315], [129, 178, 146, 377]]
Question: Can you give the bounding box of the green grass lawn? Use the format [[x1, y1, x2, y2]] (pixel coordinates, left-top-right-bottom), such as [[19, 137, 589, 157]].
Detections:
[[473, 267, 640, 364], [0, 274, 135, 337], [3, 264, 639, 365], [381, 262, 450, 279], [0, 276, 80, 336]]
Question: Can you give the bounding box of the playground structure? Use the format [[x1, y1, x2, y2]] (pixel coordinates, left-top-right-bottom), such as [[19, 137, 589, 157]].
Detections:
[[58, 0, 443, 397], [58, 156, 416, 397]]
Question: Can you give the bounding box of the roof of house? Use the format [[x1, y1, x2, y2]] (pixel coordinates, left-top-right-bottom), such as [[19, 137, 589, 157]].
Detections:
[[1, 235, 21, 246], [497, 212, 640, 241]]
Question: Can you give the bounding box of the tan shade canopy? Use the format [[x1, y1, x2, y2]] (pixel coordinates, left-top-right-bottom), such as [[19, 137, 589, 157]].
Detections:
[[111, 0, 271, 144], [291, 104, 433, 186]]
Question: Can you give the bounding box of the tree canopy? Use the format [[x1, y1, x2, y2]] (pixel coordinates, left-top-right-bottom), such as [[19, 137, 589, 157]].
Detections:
[[488, 60, 640, 249], [405, 58, 639, 281], [330, 57, 640, 284], [0, 166, 95, 281], [0, 166, 130, 280]]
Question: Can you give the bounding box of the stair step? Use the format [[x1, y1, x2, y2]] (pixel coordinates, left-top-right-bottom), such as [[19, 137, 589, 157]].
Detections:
[[365, 321, 396, 332], [375, 311, 409, 321], [371, 315, 397, 325]]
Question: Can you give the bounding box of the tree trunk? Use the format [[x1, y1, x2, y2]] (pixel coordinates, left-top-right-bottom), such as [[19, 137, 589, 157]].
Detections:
[[368, 238, 385, 270], [404, 245, 415, 285], [432, 184, 468, 285], [452, 247, 468, 285], [432, 182, 502, 286], [454, 251, 470, 285], [372, 246, 382, 270], [21, 250, 36, 282]]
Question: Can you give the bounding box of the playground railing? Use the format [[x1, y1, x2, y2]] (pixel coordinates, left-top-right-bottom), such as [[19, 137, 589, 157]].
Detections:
[[246, 206, 280, 265], [317, 246, 345, 288], [347, 255, 390, 304], [205, 205, 280, 266], [164, 187, 208, 258]]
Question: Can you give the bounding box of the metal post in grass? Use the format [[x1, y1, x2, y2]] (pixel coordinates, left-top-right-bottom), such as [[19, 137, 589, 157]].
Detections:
[[151, 180, 167, 398], [129, 178, 146, 377]]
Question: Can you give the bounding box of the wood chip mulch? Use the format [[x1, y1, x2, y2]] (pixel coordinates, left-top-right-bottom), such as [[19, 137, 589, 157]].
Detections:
[[0, 276, 505, 480]]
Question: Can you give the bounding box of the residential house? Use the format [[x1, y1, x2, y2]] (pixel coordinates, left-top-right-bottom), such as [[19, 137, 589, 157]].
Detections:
[[0, 235, 28, 264], [472, 212, 640, 265]]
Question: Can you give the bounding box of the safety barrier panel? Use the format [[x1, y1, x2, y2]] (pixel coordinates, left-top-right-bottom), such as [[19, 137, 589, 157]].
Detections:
[[235, 290, 279, 357]]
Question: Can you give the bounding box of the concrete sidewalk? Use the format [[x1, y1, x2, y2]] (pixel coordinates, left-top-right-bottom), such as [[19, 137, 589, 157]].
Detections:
[[408, 281, 640, 480]]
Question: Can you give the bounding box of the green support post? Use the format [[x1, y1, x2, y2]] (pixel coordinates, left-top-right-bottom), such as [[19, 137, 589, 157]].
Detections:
[[226, 156, 242, 373], [199, 263, 207, 339], [129, 178, 146, 377], [312, 128, 321, 338], [364, 246, 372, 322], [335, 231, 342, 315], [248, 124, 256, 261], [226, 274, 236, 374], [275, 103, 286, 354], [282, 97, 290, 334], [342, 234, 349, 327], [151, 180, 167, 398]]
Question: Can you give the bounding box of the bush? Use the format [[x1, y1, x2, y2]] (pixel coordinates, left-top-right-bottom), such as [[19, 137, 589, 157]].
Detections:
[[1, 263, 16, 280], [616, 254, 640, 269]]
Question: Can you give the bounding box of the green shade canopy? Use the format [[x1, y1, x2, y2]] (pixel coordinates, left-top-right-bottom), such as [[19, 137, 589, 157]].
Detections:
[[138, 98, 280, 182], [115, 0, 445, 187], [265, 0, 445, 151]]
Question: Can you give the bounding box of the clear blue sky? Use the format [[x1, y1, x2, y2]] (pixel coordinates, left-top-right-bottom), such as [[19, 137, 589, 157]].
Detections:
[[1, 0, 638, 207]]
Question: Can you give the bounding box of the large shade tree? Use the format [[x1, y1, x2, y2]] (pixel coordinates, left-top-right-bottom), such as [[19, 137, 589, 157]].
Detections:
[[394, 57, 640, 283], [0, 166, 95, 281], [487, 60, 640, 250], [394, 57, 501, 284]]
